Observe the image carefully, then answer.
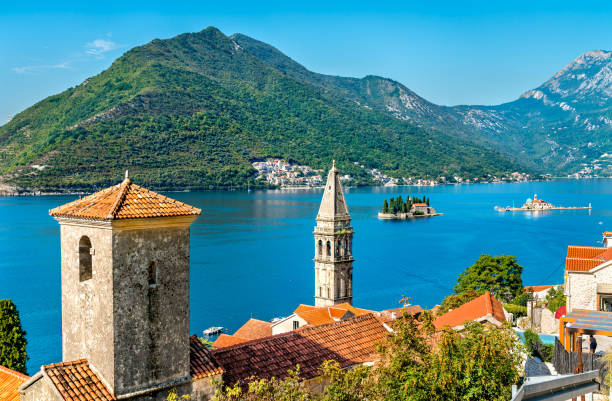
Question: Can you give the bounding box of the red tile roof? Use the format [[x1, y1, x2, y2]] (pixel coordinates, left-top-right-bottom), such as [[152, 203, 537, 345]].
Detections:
[[0, 365, 29, 401], [565, 245, 612, 272], [190, 335, 225, 379], [212, 334, 249, 348], [433, 291, 505, 330], [211, 314, 388, 386], [49, 176, 201, 220], [523, 285, 562, 293], [233, 319, 273, 341], [43, 359, 115, 401], [380, 305, 423, 320], [412, 203, 428, 207], [294, 303, 373, 326]]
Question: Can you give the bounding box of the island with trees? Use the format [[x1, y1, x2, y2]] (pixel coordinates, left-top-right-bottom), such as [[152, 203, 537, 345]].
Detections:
[[378, 195, 441, 219]]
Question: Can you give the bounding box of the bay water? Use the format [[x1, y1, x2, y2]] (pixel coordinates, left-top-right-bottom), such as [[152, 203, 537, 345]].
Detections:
[[1, 179, 611, 373]]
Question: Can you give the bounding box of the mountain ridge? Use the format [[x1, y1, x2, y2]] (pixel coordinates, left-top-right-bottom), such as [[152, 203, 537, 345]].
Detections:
[[0, 27, 523, 192]]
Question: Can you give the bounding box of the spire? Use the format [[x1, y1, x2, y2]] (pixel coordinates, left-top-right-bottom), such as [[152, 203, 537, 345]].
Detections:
[[124, 170, 130, 183], [317, 162, 349, 220]]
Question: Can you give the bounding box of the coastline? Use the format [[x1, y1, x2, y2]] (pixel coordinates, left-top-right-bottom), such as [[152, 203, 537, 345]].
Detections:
[[2, 176, 609, 197]]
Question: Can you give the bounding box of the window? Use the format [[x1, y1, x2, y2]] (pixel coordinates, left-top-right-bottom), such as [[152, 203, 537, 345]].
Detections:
[[318, 240, 322, 257], [78, 236, 92, 282], [293, 321, 299, 330], [148, 261, 157, 286], [326, 241, 331, 256], [344, 239, 349, 255], [336, 239, 341, 256]]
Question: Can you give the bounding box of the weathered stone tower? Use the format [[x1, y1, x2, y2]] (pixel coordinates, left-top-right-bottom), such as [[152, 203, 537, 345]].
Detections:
[[314, 161, 354, 307], [48, 172, 201, 398]]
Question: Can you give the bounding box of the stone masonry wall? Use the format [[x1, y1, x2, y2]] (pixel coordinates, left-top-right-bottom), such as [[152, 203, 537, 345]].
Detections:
[[568, 264, 612, 311], [60, 221, 115, 389], [111, 225, 191, 396], [20, 375, 64, 401]]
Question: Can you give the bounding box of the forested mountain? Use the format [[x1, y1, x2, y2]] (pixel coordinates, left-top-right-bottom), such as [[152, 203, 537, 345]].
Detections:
[[236, 34, 612, 175], [0, 27, 523, 192]]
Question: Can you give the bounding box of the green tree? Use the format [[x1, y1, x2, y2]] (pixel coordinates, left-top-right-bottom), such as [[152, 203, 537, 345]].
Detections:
[[0, 299, 28, 374], [545, 287, 566, 313], [454, 255, 524, 302], [382, 199, 389, 213]]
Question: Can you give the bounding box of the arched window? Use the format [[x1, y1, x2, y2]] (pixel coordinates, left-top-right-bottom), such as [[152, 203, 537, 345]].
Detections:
[[336, 239, 341, 256], [148, 261, 157, 286], [318, 240, 322, 257], [326, 241, 331, 256], [340, 278, 346, 297], [344, 239, 349, 256], [79, 236, 92, 282], [327, 287, 330, 298]]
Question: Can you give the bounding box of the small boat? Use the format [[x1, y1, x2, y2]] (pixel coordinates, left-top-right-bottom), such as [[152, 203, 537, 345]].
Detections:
[[203, 326, 224, 336]]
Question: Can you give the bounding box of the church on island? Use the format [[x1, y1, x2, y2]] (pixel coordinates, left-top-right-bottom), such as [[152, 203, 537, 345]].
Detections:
[[17, 165, 414, 400]]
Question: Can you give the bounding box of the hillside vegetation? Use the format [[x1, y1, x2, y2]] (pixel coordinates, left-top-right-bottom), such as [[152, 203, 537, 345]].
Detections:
[[0, 27, 523, 191]]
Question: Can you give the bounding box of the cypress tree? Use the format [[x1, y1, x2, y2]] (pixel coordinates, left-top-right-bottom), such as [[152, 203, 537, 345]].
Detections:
[[0, 299, 28, 374], [383, 199, 389, 213]]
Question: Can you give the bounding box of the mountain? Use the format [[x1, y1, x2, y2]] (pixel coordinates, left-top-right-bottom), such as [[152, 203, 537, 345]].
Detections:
[[234, 34, 612, 175], [0, 27, 522, 192]]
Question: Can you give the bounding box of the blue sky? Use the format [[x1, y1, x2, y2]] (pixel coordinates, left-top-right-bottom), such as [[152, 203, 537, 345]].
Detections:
[[2, 0, 612, 125]]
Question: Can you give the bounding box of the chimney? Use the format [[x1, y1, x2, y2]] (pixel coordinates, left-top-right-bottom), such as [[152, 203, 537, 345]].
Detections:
[[604, 232, 612, 248]]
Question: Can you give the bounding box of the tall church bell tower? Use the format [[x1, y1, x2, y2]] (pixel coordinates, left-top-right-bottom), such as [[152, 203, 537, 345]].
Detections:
[[314, 161, 354, 307]]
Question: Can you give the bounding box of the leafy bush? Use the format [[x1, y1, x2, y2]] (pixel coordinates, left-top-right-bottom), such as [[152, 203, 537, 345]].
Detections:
[[503, 303, 527, 318], [513, 292, 529, 307], [524, 329, 553, 362], [545, 287, 566, 313]]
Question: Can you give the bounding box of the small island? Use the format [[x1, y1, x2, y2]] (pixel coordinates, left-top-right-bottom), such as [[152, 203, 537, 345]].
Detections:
[[378, 195, 441, 219], [495, 194, 592, 212]]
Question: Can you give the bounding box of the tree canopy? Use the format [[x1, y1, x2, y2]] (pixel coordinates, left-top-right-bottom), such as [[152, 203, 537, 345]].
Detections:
[[0, 299, 28, 374], [454, 254, 524, 302]]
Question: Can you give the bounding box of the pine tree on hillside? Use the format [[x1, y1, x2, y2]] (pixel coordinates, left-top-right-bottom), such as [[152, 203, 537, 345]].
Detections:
[[0, 299, 28, 374]]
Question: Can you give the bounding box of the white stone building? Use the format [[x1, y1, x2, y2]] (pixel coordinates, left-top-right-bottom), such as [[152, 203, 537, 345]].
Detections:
[[565, 232, 612, 312]]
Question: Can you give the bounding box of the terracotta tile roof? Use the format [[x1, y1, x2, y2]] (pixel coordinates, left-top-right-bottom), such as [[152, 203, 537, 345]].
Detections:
[[190, 335, 225, 379], [565, 245, 612, 272], [412, 203, 428, 207], [212, 334, 249, 348], [49, 176, 201, 220], [211, 314, 388, 386], [523, 284, 562, 293], [233, 319, 273, 341], [44, 359, 115, 401], [433, 291, 505, 330], [293, 303, 374, 326], [0, 365, 29, 401], [380, 305, 423, 320], [603, 232, 612, 236]]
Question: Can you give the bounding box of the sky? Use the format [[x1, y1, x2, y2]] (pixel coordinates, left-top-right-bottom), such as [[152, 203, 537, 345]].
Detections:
[[2, 0, 612, 126]]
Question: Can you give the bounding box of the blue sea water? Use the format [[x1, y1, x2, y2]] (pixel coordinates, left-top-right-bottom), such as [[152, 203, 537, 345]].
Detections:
[[1, 179, 612, 373]]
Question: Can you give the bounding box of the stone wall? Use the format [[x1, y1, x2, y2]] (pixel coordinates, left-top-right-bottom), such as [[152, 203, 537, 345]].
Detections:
[[59, 220, 115, 390], [567, 263, 612, 312], [271, 314, 308, 335], [20, 375, 63, 401], [192, 374, 222, 401], [111, 225, 191, 396]]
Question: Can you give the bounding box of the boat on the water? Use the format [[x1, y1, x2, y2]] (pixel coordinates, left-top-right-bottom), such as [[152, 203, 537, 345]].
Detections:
[[495, 194, 591, 212]]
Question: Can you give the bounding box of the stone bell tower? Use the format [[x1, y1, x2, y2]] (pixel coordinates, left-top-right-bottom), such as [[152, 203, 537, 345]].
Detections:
[[49, 172, 201, 398], [314, 161, 354, 307]]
